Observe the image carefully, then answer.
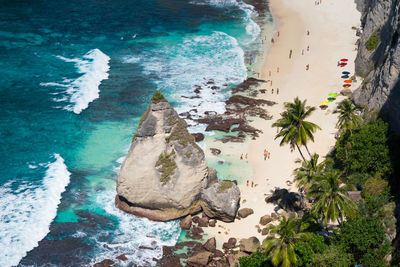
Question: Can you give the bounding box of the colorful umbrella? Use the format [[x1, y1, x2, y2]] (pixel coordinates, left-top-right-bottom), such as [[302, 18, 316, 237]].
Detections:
[[328, 97, 336, 102], [342, 71, 350, 75], [343, 84, 351, 88], [341, 58, 348, 62], [328, 93, 338, 97], [344, 80, 352, 83], [340, 63, 347, 68], [341, 75, 349, 79], [320, 101, 329, 105]]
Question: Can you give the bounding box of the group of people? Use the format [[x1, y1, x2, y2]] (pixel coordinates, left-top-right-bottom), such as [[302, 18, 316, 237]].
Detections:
[[263, 149, 271, 160], [240, 153, 248, 160]]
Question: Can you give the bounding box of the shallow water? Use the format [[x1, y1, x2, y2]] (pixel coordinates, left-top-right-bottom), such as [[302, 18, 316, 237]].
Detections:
[[0, 0, 271, 265]]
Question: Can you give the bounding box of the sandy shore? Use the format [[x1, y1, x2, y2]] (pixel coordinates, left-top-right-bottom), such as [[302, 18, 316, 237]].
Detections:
[[203, 0, 361, 248]]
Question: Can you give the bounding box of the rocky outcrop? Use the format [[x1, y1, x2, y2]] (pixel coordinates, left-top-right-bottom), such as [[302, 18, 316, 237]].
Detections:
[[239, 237, 261, 253], [352, 0, 400, 131], [238, 208, 254, 218], [116, 92, 240, 221]]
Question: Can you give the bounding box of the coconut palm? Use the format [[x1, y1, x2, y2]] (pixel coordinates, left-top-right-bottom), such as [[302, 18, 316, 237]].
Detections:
[[273, 97, 321, 161], [333, 99, 363, 134], [263, 216, 312, 267], [307, 169, 356, 226], [293, 153, 325, 191]]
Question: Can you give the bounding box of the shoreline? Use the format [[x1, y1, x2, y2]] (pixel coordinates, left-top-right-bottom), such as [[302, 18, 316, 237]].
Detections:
[[202, 0, 361, 249]]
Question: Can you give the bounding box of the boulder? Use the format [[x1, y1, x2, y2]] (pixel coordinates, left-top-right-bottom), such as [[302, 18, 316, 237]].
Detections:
[[179, 215, 192, 230], [116, 93, 232, 221], [203, 237, 216, 252], [222, 238, 237, 250], [93, 259, 115, 267], [157, 256, 182, 267], [198, 216, 209, 227], [187, 251, 212, 266], [261, 228, 269, 236], [238, 208, 254, 218], [239, 237, 260, 253], [210, 148, 221, 155], [259, 215, 273, 226], [201, 180, 241, 222], [192, 133, 205, 142], [209, 219, 216, 227], [116, 254, 127, 261]]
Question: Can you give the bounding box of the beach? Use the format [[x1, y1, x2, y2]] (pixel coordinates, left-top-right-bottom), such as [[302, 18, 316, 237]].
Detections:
[[203, 0, 361, 247]]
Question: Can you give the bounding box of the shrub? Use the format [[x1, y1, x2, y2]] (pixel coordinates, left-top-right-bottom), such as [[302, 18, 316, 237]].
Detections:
[[155, 150, 176, 184], [334, 119, 392, 176], [238, 250, 269, 267], [294, 233, 328, 266], [365, 29, 380, 51], [151, 91, 166, 103], [313, 245, 353, 267], [363, 173, 388, 196], [333, 214, 392, 266]]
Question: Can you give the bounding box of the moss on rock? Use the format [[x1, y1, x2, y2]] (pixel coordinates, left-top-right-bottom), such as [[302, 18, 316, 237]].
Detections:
[[217, 181, 233, 193], [151, 91, 167, 103], [366, 28, 380, 51], [156, 150, 176, 185]]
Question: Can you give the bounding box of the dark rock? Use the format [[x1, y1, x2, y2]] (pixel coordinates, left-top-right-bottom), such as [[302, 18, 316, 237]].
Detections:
[[211, 86, 219, 90], [180, 215, 192, 230], [192, 133, 205, 142], [209, 219, 216, 227], [192, 216, 200, 224], [261, 228, 269, 236], [265, 188, 304, 211], [203, 237, 216, 252], [259, 89, 266, 93], [139, 246, 154, 250], [238, 208, 254, 218], [259, 215, 273, 225], [93, 259, 115, 267], [210, 148, 221, 155], [226, 95, 275, 107], [198, 217, 209, 227], [271, 213, 278, 219], [239, 237, 260, 253], [157, 256, 183, 267], [116, 254, 128, 261], [177, 253, 188, 259], [163, 246, 174, 257], [214, 250, 224, 257], [191, 227, 204, 235], [222, 237, 237, 249], [187, 251, 212, 266]]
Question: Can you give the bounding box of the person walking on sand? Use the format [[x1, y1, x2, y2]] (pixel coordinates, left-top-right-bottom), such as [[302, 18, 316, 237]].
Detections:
[[268, 152, 270, 159], [307, 45, 309, 51], [271, 89, 274, 94], [270, 80, 272, 86], [247, 180, 249, 187], [251, 181, 254, 188], [307, 30, 310, 36], [271, 38, 274, 43], [306, 64, 310, 70], [277, 67, 279, 73], [302, 49, 304, 55], [245, 153, 248, 159], [277, 31, 280, 37], [289, 49, 292, 59], [277, 88, 279, 94], [269, 71, 271, 77], [240, 154, 243, 160]]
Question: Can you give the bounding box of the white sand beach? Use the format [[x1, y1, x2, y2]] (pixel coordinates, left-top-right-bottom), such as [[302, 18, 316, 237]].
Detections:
[[203, 0, 362, 248]]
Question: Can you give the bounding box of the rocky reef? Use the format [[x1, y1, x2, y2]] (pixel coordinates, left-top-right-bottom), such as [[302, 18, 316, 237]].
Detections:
[[116, 92, 240, 221], [352, 0, 400, 131]]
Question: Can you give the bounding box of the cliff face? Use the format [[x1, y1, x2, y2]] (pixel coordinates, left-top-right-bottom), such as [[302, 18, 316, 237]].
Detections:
[[352, 0, 400, 131], [116, 93, 240, 222]]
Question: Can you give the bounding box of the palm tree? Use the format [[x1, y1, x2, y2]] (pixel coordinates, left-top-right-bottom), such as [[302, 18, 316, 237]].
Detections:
[[293, 153, 325, 191], [263, 216, 312, 267], [333, 99, 363, 135], [273, 97, 321, 161], [307, 169, 356, 226]]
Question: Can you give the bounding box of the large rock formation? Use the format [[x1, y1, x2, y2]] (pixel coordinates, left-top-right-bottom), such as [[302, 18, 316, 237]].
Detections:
[[352, 0, 400, 131], [116, 92, 240, 221]]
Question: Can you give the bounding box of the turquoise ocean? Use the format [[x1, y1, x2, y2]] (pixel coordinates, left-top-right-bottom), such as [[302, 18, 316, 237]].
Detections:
[[0, 0, 272, 265]]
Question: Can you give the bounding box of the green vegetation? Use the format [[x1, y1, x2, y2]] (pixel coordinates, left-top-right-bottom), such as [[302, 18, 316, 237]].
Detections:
[[151, 91, 167, 103], [334, 119, 392, 176], [240, 96, 398, 266], [155, 150, 176, 184], [273, 97, 321, 161], [166, 119, 202, 152], [217, 181, 233, 193], [365, 28, 380, 51], [333, 99, 363, 134]]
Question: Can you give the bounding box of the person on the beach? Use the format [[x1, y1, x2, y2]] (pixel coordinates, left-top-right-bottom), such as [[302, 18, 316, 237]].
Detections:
[[251, 181, 254, 187], [307, 30, 310, 35], [246, 180, 249, 187], [289, 49, 292, 59], [277, 31, 280, 37], [277, 67, 279, 73], [249, 59, 252, 65], [306, 64, 310, 70], [271, 38, 274, 43], [307, 45, 309, 51], [277, 88, 279, 94], [264, 152, 267, 160], [269, 71, 271, 77], [270, 80, 272, 86], [268, 152, 270, 159], [271, 89, 274, 94], [302, 49, 304, 55], [245, 153, 248, 159], [240, 154, 243, 160]]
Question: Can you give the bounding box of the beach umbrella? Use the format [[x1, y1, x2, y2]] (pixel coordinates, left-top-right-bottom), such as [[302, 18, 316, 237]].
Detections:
[[328, 93, 338, 97], [342, 71, 350, 75], [341, 58, 348, 62], [340, 63, 347, 68], [328, 97, 336, 102], [343, 84, 351, 88], [341, 75, 349, 79], [320, 101, 329, 105], [344, 80, 352, 83]]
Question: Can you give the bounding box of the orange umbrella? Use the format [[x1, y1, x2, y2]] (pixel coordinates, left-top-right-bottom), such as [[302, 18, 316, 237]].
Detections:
[[344, 80, 352, 83], [343, 84, 351, 88]]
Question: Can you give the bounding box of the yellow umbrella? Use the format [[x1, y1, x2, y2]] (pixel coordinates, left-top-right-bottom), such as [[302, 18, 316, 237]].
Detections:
[[320, 101, 329, 105]]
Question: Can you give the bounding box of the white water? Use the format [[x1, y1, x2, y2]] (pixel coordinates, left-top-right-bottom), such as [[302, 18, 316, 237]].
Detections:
[[41, 49, 110, 114], [0, 154, 71, 267]]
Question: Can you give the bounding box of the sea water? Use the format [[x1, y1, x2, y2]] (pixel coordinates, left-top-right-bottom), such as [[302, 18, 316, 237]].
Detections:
[[0, 0, 272, 265]]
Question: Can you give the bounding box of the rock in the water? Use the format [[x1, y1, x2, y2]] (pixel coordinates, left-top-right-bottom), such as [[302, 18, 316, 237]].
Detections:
[[157, 256, 182, 267], [239, 237, 260, 253], [116, 92, 233, 221], [93, 259, 115, 267], [192, 133, 204, 142], [180, 215, 192, 230], [201, 180, 240, 222], [238, 208, 254, 218], [210, 148, 221, 155], [187, 251, 212, 266], [116, 254, 127, 261], [259, 215, 273, 226], [203, 237, 216, 252]]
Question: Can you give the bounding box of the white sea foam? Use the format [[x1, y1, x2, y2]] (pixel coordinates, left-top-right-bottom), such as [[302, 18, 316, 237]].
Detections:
[[92, 191, 181, 266], [122, 55, 140, 64], [43, 49, 110, 114], [0, 154, 71, 267]]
